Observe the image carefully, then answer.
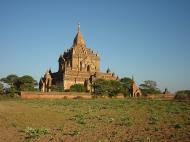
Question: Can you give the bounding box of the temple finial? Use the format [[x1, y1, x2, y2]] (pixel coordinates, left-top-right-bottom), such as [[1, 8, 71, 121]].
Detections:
[[132, 75, 134, 81], [78, 22, 80, 32]]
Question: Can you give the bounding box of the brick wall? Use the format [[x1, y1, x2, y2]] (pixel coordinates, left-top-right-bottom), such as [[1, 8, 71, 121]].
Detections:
[[21, 91, 92, 99], [146, 93, 175, 100], [21, 91, 125, 99]]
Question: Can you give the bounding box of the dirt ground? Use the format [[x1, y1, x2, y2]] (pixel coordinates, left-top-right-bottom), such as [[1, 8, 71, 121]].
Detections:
[[0, 98, 190, 142]]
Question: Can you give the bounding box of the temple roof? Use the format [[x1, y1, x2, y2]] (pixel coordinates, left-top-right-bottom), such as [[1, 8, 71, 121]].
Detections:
[[73, 23, 86, 47]]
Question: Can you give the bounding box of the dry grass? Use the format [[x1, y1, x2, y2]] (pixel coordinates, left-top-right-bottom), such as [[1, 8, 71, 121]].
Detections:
[[0, 97, 190, 142]]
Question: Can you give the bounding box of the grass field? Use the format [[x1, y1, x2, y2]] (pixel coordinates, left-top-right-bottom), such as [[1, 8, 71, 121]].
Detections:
[[0, 97, 190, 142]]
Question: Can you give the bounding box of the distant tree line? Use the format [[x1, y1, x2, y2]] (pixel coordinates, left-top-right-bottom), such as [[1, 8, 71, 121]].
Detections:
[[1, 74, 189, 99], [50, 78, 176, 98], [91, 78, 163, 97], [0, 74, 162, 97], [0, 74, 37, 96]]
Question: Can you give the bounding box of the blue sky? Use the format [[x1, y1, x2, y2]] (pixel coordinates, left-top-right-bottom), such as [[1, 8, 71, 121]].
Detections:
[[0, 0, 190, 92]]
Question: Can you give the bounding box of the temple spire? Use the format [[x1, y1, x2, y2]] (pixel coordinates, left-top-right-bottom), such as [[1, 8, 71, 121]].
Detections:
[[78, 23, 80, 32], [73, 23, 86, 46], [132, 75, 135, 83]]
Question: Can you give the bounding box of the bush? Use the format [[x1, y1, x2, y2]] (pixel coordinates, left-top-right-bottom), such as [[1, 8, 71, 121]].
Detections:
[[92, 79, 123, 97], [6, 86, 20, 97], [120, 77, 133, 96], [175, 90, 190, 100], [174, 124, 183, 129], [70, 84, 85, 92], [24, 127, 49, 139], [51, 84, 64, 92]]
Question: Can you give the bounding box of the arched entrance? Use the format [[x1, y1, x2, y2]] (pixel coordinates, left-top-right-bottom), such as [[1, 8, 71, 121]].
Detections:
[[136, 92, 140, 97], [80, 62, 82, 71], [87, 65, 91, 72]]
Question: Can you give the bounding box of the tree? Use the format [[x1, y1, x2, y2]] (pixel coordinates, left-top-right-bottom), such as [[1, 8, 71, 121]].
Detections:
[[70, 84, 85, 92], [1, 74, 18, 86], [1, 74, 19, 95], [140, 80, 157, 90], [92, 79, 122, 97], [0, 82, 4, 94], [120, 77, 133, 96], [108, 80, 123, 97], [1, 74, 37, 96], [140, 80, 161, 95], [14, 75, 38, 91], [92, 79, 110, 96]]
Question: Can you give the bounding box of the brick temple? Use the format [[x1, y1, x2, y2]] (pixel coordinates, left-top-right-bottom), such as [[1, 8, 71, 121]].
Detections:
[[39, 24, 117, 92]]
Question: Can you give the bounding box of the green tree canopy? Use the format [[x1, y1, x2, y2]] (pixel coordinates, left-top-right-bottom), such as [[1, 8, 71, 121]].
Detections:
[[14, 75, 38, 91], [1, 74, 18, 86], [92, 79, 123, 97], [120, 77, 133, 89], [109, 80, 123, 97], [140, 80, 161, 95], [1, 74, 37, 93], [119, 77, 133, 96], [140, 80, 157, 90], [70, 84, 85, 92]]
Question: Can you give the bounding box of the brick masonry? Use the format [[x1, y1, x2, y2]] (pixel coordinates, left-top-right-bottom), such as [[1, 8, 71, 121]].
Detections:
[[21, 91, 92, 99], [20, 91, 125, 99]]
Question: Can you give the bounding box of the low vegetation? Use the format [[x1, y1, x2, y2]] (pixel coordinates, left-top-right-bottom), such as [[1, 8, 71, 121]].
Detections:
[[175, 90, 190, 100], [92, 77, 133, 97], [0, 98, 189, 142], [24, 127, 49, 140], [51, 84, 64, 92], [70, 84, 85, 92]]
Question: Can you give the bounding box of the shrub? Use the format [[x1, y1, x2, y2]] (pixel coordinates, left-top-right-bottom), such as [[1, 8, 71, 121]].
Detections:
[[51, 84, 64, 92], [116, 116, 134, 127], [24, 127, 49, 139], [120, 77, 133, 96], [70, 84, 85, 92], [149, 115, 159, 124], [174, 124, 183, 129], [92, 79, 123, 97], [175, 90, 190, 100], [71, 114, 86, 124]]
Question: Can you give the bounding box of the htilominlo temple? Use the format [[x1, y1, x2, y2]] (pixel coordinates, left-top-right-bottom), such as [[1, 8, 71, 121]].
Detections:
[[39, 24, 141, 97]]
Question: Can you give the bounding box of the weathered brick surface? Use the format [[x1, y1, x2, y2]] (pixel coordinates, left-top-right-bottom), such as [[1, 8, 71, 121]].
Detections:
[[21, 92, 125, 99], [146, 94, 175, 100], [21, 91, 92, 99], [40, 24, 117, 92]]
